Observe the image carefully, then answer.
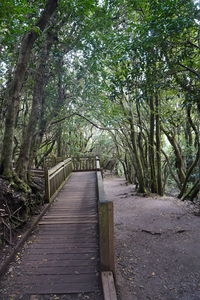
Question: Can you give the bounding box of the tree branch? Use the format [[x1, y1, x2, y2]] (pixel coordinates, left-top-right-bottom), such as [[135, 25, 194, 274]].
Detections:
[[50, 113, 118, 130], [177, 63, 200, 78]]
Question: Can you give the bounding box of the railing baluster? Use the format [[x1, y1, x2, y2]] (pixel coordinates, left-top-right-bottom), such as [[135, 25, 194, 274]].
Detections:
[[71, 156, 102, 172]]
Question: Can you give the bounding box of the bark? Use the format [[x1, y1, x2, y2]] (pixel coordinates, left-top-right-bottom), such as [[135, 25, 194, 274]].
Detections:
[[178, 108, 200, 198], [110, 130, 131, 182], [16, 30, 56, 181], [57, 125, 63, 158], [136, 103, 148, 182], [51, 56, 66, 159], [28, 55, 66, 170], [149, 96, 157, 193], [162, 162, 169, 192], [184, 105, 194, 171], [155, 94, 163, 195], [118, 95, 147, 192], [130, 121, 147, 193], [36, 140, 56, 168], [182, 180, 200, 201], [161, 127, 186, 187], [28, 105, 48, 171], [161, 149, 182, 190], [0, 0, 58, 177], [124, 154, 134, 183], [122, 161, 128, 182]]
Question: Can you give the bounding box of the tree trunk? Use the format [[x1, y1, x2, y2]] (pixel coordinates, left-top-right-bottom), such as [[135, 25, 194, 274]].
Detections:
[[149, 95, 157, 193], [182, 180, 200, 201], [36, 140, 56, 168], [155, 93, 163, 195], [57, 125, 63, 158], [130, 121, 147, 193], [0, 0, 58, 177], [16, 30, 56, 181], [162, 127, 186, 187], [28, 55, 66, 171], [178, 108, 200, 198]]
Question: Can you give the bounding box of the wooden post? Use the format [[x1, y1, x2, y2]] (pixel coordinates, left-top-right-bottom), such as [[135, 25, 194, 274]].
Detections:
[[96, 156, 100, 170], [99, 201, 115, 274], [44, 167, 50, 202], [97, 170, 115, 275]]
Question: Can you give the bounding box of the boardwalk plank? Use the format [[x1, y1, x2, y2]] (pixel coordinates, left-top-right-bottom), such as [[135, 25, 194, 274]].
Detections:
[[24, 249, 98, 257], [22, 265, 98, 275], [15, 274, 99, 284], [28, 242, 98, 248], [18, 283, 100, 294], [23, 260, 97, 267]]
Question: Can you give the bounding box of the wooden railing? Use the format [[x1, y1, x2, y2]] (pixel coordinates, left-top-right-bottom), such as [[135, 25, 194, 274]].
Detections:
[[96, 165, 115, 275], [43, 155, 116, 296], [44, 156, 64, 168], [72, 156, 100, 171], [31, 169, 44, 178], [45, 158, 72, 202]]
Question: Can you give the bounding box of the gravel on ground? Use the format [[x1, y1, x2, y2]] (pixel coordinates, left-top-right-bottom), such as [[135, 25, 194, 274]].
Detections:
[[104, 176, 200, 300]]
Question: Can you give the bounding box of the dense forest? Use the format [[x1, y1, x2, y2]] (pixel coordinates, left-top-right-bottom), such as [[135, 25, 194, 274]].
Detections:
[[0, 0, 200, 242]]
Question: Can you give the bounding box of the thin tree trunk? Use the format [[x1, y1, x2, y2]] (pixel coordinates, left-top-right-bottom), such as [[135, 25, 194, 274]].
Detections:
[[155, 93, 163, 195], [36, 140, 56, 168], [130, 121, 147, 193], [149, 95, 157, 193], [57, 125, 63, 158], [161, 127, 186, 186]]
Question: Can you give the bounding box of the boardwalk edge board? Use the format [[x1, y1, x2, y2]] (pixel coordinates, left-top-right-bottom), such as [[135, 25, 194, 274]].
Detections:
[[101, 271, 118, 300], [96, 164, 118, 299], [97, 170, 115, 274]]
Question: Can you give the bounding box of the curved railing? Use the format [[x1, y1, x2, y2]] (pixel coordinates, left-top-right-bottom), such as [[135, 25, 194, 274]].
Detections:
[[44, 156, 101, 202]]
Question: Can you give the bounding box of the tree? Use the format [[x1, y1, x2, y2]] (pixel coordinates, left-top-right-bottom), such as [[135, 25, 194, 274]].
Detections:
[[0, 0, 58, 178]]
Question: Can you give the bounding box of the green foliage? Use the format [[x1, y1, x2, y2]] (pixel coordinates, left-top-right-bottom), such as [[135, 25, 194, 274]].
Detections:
[[0, 0, 199, 198]]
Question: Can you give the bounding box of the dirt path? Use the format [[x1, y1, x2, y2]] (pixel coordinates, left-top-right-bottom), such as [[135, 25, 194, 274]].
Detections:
[[104, 176, 200, 300]]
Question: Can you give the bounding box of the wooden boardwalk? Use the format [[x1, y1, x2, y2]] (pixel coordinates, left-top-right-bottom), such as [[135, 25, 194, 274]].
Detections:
[[1, 172, 102, 296]]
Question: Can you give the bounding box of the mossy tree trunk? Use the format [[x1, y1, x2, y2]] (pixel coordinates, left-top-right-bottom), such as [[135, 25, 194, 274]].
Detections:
[[0, 0, 58, 178], [149, 95, 157, 193], [16, 30, 56, 182], [155, 93, 163, 195], [130, 120, 147, 193]]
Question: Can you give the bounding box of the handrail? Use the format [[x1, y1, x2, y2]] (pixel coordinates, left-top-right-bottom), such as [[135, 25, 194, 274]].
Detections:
[[72, 156, 98, 171], [45, 158, 72, 202], [96, 164, 115, 275]]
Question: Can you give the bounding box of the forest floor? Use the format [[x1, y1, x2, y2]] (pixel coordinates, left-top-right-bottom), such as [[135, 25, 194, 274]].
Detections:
[[104, 175, 200, 300]]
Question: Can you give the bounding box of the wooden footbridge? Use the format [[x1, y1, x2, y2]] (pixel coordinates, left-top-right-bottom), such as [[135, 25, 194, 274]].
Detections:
[[0, 157, 117, 299]]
